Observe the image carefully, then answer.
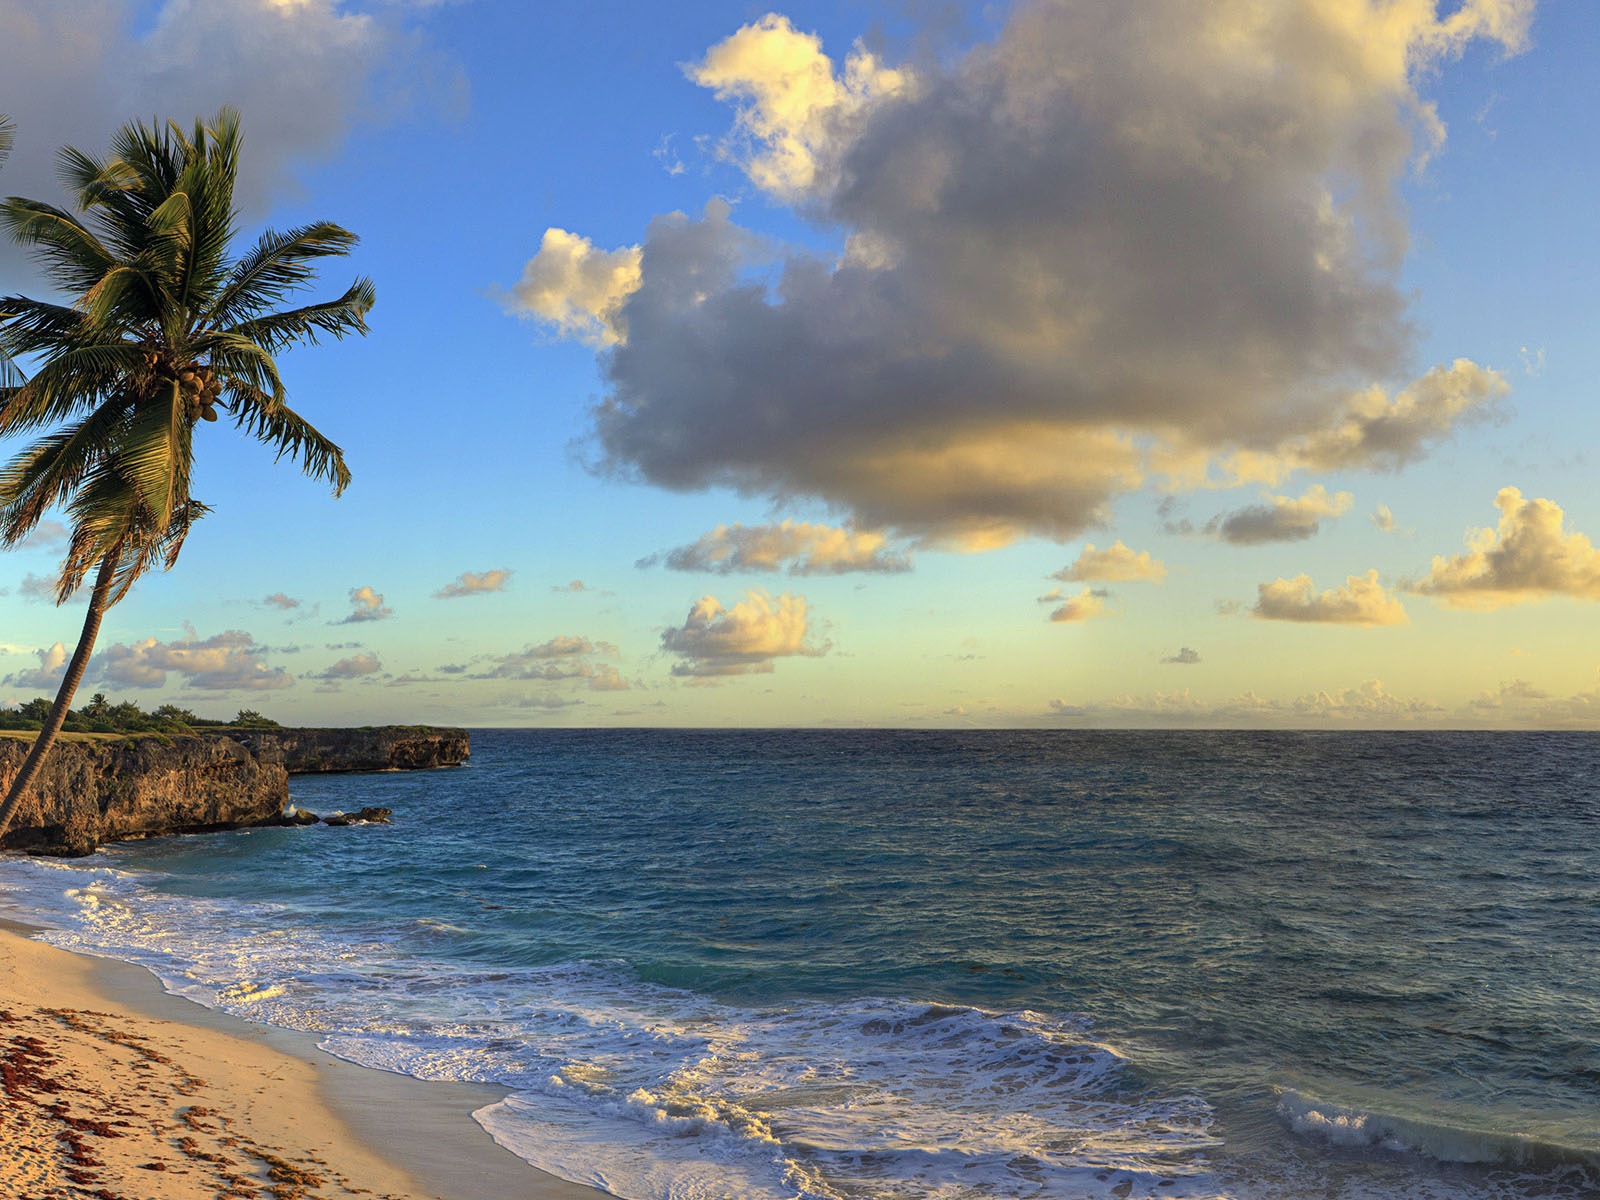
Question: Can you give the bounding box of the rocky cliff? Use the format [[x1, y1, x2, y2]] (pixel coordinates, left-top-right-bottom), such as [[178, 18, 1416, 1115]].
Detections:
[[0, 726, 469, 856], [0, 734, 288, 856], [205, 726, 470, 773]]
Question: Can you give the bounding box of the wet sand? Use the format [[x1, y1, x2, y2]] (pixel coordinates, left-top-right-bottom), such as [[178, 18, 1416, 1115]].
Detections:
[[0, 921, 610, 1200]]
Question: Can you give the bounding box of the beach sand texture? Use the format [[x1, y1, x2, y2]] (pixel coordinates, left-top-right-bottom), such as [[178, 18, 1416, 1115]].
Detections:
[[0, 924, 606, 1200]]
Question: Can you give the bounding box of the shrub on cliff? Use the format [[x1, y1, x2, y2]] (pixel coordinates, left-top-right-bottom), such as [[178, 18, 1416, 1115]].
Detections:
[[0, 695, 246, 735]]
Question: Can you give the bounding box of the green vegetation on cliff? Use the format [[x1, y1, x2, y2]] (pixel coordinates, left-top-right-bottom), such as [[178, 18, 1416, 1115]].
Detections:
[[0, 696, 280, 736]]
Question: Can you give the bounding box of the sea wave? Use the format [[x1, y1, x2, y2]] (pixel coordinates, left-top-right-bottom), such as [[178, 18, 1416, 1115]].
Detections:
[[1, 854, 1225, 1200], [1279, 1088, 1600, 1178]]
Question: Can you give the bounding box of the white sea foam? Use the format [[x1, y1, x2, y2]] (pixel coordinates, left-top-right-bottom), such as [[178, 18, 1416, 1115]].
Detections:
[[7, 852, 1591, 1200], [1, 855, 1227, 1200], [1278, 1089, 1599, 1174]]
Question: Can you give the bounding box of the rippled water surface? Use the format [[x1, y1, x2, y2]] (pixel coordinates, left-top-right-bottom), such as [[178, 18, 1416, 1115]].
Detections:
[[5, 730, 1597, 1199]]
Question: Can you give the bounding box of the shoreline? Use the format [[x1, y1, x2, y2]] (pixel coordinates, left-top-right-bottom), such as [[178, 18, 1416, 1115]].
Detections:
[[0, 918, 609, 1200]]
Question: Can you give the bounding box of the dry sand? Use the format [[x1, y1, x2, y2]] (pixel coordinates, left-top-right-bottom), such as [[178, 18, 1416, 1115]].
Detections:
[[0, 922, 611, 1200]]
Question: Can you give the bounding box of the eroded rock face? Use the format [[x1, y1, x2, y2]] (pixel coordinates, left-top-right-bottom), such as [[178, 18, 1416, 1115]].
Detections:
[[0, 735, 289, 856], [0, 726, 469, 857], [205, 726, 470, 773]]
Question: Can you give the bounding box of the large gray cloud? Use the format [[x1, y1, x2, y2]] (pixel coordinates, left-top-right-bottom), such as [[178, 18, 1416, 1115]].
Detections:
[[0, 0, 459, 281], [518, 2, 1528, 549]]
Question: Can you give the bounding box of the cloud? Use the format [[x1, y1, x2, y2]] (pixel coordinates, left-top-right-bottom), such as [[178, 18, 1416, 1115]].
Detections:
[[263, 593, 302, 611], [1464, 680, 1600, 728], [499, 229, 642, 346], [1407, 488, 1600, 610], [336, 586, 392, 624], [473, 636, 627, 690], [660, 590, 824, 676], [1049, 678, 1442, 727], [96, 629, 293, 691], [18, 573, 56, 602], [645, 520, 911, 575], [522, 3, 1527, 548], [1053, 541, 1165, 583], [687, 12, 908, 198], [434, 569, 513, 599], [313, 652, 382, 680], [1372, 504, 1399, 533], [552, 580, 590, 593], [1209, 485, 1354, 545], [2, 643, 67, 690], [18, 520, 68, 550], [0, 0, 459, 236], [1162, 647, 1201, 665], [1245, 359, 1510, 481], [1038, 586, 1109, 624], [512, 694, 583, 710], [1252, 570, 1408, 626]]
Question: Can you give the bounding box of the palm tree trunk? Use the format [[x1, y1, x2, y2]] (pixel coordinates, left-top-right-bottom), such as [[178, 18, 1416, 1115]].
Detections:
[[0, 552, 121, 845]]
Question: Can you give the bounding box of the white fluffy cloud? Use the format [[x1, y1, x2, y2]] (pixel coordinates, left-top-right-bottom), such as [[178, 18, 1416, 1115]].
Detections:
[[97, 629, 293, 691], [645, 521, 911, 575], [516, 2, 1528, 548], [1053, 541, 1165, 583], [688, 12, 908, 197], [2, 643, 67, 691], [1210, 485, 1354, 545], [661, 590, 823, 676], [434, 569, 514, 599], [499, 229, 642, 346], [1409, 488, 1600, 609], [1252, 569, 1408, 625]]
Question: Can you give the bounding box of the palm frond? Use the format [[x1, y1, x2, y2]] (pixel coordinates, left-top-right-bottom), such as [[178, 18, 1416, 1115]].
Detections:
[[0, 199, 118, 295], [198, 329, 282, 397], [229, 277, 375, 352], [112, 377, 190, 537], [206, 223, 361, 326], [227, 388, 350, 494], [0, 338, 142, 434], [0, 397, 132, 542]]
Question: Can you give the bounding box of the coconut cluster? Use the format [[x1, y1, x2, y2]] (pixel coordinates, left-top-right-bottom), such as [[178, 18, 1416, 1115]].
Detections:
[[178, 366, 224, 422], [142, 350, 224, 422]]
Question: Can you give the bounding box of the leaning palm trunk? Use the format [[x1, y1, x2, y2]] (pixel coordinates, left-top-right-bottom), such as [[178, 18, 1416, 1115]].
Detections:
[[0, 551, 120, 843]]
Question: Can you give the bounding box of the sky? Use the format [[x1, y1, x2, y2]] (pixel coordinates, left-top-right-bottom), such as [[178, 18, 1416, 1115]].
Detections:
[[1, 0, 1598, 729]]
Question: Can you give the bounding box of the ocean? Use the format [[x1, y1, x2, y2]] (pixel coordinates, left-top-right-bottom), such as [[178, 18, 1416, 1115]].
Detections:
[[2, 729, 1596, 1200]]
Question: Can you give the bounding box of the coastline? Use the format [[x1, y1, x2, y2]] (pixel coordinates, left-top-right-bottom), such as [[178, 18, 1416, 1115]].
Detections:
[[0, 919, 609, 1200]]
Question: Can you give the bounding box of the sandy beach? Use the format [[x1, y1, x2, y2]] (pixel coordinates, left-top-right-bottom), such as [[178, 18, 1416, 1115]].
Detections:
[[0, 920, 608, 1200]]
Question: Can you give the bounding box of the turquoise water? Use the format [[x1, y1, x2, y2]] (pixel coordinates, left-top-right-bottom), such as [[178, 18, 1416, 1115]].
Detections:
[[5, 730, 1598, 1199]]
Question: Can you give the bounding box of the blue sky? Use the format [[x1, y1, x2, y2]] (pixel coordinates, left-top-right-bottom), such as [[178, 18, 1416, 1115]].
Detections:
[[3, 0, 1599, 728]]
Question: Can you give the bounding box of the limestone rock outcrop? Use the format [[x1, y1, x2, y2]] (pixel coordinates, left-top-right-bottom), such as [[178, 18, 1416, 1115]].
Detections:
[[205, 726, 470, 773], [0, 726, 468, 855], [0, 734, 287, 856]]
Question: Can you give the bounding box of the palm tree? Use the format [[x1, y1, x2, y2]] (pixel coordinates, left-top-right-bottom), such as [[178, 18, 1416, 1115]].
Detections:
[[0, 109, 372, 842]]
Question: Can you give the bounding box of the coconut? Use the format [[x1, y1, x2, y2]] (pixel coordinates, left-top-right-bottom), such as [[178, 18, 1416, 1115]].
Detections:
[[200, 406, 218, 422]]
